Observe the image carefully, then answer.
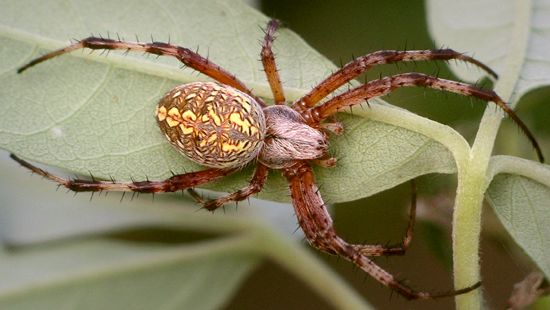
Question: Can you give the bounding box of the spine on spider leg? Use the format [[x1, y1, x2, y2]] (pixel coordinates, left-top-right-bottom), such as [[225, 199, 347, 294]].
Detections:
[[261, 19, 286, 104], [10, 153, 236, 194], [17, 38, 132, 73], [16, 36, 264, 106], [293, 49, 498, 111], [197, 164, 269, 212], [464, 87, 544, 162], [309, 73, 544, 162]]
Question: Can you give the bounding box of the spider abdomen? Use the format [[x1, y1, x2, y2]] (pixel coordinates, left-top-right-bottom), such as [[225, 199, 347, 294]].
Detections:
[[156, 82, 266, 169]]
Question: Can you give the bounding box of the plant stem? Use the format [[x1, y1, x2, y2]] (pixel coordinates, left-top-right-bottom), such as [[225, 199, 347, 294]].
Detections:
[[453, 1, 532, 307], [453, 110, 502, 309]]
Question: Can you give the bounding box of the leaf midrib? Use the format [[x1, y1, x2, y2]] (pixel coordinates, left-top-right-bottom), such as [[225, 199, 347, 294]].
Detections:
[[497, 0, 533, 104]]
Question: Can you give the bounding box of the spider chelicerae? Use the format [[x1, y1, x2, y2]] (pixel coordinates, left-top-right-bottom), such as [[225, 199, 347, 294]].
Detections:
[[12, 20, 544, 300]]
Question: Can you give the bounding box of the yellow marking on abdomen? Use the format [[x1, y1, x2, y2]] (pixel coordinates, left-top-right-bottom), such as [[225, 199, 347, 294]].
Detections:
[[181, 110, 197, 121], [229, 112, 253, 133], [156, 106, 167, 121], [207, 134, 218, 143], [221, 141, 245, 153], [208, 107, 222, 126], [179, 124, 194, 134], [166, 107, 182, 127]]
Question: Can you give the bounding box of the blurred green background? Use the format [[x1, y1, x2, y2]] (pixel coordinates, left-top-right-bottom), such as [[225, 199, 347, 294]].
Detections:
[[1, 1, 548, 309]]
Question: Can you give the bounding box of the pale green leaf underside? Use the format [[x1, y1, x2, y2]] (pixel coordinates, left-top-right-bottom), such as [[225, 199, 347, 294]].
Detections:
[[0, 0, 457, 203], [487, 174, 550, 277], [426, 0, 550, 103], [0, 237, 258, 310], [486, 156, 550, 278], [428, 0, 550, 284]]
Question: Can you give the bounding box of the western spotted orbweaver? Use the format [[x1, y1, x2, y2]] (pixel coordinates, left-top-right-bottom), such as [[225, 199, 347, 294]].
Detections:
[[12, 19, 544, 300]]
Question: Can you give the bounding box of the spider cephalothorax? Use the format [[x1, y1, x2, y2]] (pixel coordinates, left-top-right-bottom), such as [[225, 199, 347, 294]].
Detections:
[[12, 19, 544, 300], [259, 104, 328, 169]]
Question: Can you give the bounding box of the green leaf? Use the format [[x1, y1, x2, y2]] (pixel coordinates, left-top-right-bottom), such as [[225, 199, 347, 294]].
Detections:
[[0, 237, 259, 310], [0, 0, 458, 204], [486, 156, 550, 278], [426, 0, 550, 104], [487, 174, 550, 277]]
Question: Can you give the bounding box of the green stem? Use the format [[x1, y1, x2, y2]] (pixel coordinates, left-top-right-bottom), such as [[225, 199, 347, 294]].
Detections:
[[452, 1, 532, 308], [488, 155, 550, 185], [453, 111, 501, 309]]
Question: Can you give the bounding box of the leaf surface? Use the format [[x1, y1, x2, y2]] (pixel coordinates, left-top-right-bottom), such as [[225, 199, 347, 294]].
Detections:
[[0, 237, 258, 310], [0, 0, 457, 203], [427, 0, 550, 103], [486, 156, 550, 278], [428, 0, 550, 280]]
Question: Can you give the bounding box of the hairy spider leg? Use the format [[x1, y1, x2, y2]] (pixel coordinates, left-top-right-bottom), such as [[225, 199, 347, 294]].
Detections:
[[10, 154, 235, 193], [187, 163, 269, 211], [261, 19, 286, 104], [17, 36, 266, 107], [293, 49, 498, 112], [283, 162, 481, 300], [308, 72, 544, 162]]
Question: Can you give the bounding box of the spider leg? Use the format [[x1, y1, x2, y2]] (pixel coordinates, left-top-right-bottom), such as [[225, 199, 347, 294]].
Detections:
[[10, 154, 235, 193], [261, 20, 286, 105], [311, 157, 337, 168], [187, 163, 269, 211], [309, 72, 544, 162], [320, 120, 344, 135], [17, 36, 266, 107], [283, 162, 480, 300], [293, 49, 497, 112]]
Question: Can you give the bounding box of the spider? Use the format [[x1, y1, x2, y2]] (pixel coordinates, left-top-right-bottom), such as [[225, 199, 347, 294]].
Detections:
[[12, 19, 544, 300]]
